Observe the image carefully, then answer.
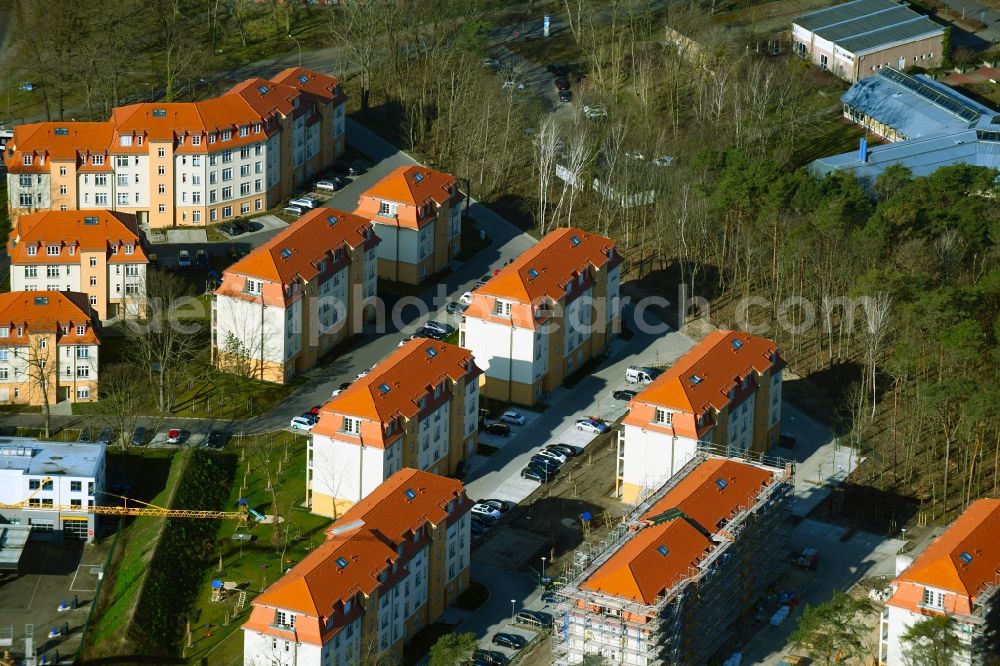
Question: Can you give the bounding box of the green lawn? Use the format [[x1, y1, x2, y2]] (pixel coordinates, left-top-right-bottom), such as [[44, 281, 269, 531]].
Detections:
[[182, 431, 331, 664]]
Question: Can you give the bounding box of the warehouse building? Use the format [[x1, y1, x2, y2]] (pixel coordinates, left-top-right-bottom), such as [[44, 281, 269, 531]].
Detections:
[[810, 67, 1000, 184], [793, 0, 944, 83]]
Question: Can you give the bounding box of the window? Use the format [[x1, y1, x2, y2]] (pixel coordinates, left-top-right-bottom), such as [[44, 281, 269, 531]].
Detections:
[[240, 164, 250, 177], [124, 244, 134, 256], [247, 279, 262, 295], [192, 211, 201, 223], [92, 155, 104, 166], [239, 125, 249, 137], [70, 499, 82, 509], [47, 266, 59, 278], [492, 300, 511, 317], [222, 167, 232, 181], [275, 611, 294, 629], [158, 204, 166, 213], [59, 166, 67, 176], [208, 133, 217, 144], [209, 172, 217, 185], [344, 417, 360, 434], [24, 267, 37, 279], [0, 368, 7, 380], [90, 296, 97, 306], [655, 408, 672, 425], [22, 155, 32, 166], [77, 366, 90, 378], [192, 135, 202, 146], [59, 185, 67, 196], [157, 147, 165, 158], [222, 205, 232, 218], [158, 184, 166, 194], [19, 193, 33, 207], [255, 179, 262, 192], [157, 166, 165, 176], [922, 588, 945, 609], [240, 147, 251, 159], [255, 161, 263, 173], [96, 192, 108, 206], [240, 182, 250, 196], [47, 245, 60, 256], [76, 387, 89, 400], [89, 257, 97, 267], [378, 201, 397, 216], [222, 131, 231, 141], [71, 481, 82, 492], [222, 186, 232, 200]]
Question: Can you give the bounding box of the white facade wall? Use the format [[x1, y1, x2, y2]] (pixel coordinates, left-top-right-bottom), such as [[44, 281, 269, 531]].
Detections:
[[11, 262, 77, 293], [8, 172, 50, 211], [111, 154, 150, 209], [0, 342, 99, 402], [463, 380, 479, 447], [464, 318, 536, 384], [620, 424, 700, 495], [445, 511, 471, 581], [364, 247, 377, 300], [309, 433, 387, 505], [108, 261, 147, 303], [564, 287, 594, 357], [213, 293, 288, 365]]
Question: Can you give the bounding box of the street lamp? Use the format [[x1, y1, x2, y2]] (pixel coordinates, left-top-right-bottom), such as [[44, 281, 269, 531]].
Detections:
[[288, 33, 303, 67], [540, 556, 546, 583], [510, 599, 516, 620]]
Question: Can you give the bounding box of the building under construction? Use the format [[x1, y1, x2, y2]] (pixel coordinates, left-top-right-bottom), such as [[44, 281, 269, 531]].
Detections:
[[551, 451, 794, 665]]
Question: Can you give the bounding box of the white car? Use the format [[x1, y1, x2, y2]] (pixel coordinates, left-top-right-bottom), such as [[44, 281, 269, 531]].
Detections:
[[289, 196, 320, 209], [471, 503, 502, 520], [499, 410, 525, 426], [537, 448, 568, 464], [459, 291, 474, 305], [331, 389, 343, 398], [315, 180, 338, 191], [290, 416, 315, 431], [576, 418, 610, 434], [653, 155, 674, 167], [356, 369, 370, 380]]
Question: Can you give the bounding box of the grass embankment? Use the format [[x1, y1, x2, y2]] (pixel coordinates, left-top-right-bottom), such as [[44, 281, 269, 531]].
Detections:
[[182, 431, 331, 665], [85, 448, 236, 659]]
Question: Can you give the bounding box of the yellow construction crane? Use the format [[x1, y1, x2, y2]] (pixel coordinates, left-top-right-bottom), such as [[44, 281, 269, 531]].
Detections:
[[0, 477, 250, 521]]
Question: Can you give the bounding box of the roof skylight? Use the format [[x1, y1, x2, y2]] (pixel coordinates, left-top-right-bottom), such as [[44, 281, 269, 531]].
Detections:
[[426, 347, 438, 358], [280, 248, 292, 259], [54, 128, 68, 136], [83, 216, 99, 225], [404, 489, 417, 500], [327, 215, 338, 225], [152, 109, 166, 118], [33, 297, 48, 306], [378, 383, 391, 394], [731, 339, 744, 350], [298, 74, 309, 85], [690, 375, 703, 385], [413, 172, 424, 183], [657, 545, 669, 556], [527, 268, 539, 279], [715, 478, 728, 490], [258, 85, 269, 95], [960, 551, 973, 564], [335, 557, 348, 569], [570, 235, 582, 246]]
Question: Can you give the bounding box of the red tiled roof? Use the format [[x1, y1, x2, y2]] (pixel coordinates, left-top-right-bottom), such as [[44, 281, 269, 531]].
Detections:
[[220, 207, 376, 285], [10, 210, 148, 265], [311, 339, 479, 443], [360, 165, 458, 208], [5, 122, 114, 171], [471, 227, 618, 305], [894, 499, 1000, 599], [271, 67, 344, 103], [581, 458, 776, 604], [633, 331, 781, 416], [252, 469, 469, 617], [0, 291, 100, 345]]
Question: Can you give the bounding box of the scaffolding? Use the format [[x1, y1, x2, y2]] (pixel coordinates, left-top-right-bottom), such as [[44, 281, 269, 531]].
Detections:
[[551, 452, 794, 666]]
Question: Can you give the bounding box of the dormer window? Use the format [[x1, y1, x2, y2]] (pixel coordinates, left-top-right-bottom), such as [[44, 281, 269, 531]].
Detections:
[[378, 201, 397, 217], [192, 135, 202, 146], [221, 130, 231, 141], [493, 300, 512, 318], [655, 408, 671, 425], [27, 246, 37, 256], [275, 610, 295, 629], [120, 135, 133, 147], [246, 279, 262, 295], [46, 245, 60, 256], [921, 588, 945, 609], [76, 325, 85, 335], [239, 126, 249, 137], [208, 133, 217, 144], [343, 417, 360, 434], [92, 155, 104, 166], [124, 244, 134, 256]]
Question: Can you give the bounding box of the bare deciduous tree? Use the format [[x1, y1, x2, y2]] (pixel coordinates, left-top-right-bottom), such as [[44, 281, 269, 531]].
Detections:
[[862, 292, 893, 419], [96, 363, 149, 449], [534, 115, 560, 234]]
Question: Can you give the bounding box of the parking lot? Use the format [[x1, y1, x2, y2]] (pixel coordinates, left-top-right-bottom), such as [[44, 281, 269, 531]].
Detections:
[[0, 538, 112, 663]]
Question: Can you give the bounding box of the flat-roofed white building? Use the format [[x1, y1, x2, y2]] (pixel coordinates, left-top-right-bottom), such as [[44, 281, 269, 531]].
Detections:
[[0, 438, 106, 542]]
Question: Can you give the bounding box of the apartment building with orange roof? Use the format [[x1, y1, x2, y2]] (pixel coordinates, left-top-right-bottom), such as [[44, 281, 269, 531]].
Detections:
[[460, 227, 621, 406], [354, 165, 464, 285], [307, 338, 481, 518], [552, 454, 793, 665], [8, 210, 149, 320], [242, 468, 473, 666], [879, 499, 1000, 665], [212, 207, 378, 384], [4, 67, 346, 228], [0, 291, 101, 405], [617, 330, 784, 503]]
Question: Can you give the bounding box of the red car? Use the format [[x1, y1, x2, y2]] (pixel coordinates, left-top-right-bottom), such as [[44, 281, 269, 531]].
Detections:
[[166, 428, 182, 444], [309, 405, 322, 416]]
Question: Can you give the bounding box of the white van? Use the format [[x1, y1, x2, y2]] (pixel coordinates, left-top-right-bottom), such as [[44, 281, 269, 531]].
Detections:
[[290, 416, 314, 431], [625, 365, 661, 384]]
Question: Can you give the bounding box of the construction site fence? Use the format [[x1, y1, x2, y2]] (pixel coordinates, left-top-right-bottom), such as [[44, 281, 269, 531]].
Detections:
[[73, 520, 123, 664]]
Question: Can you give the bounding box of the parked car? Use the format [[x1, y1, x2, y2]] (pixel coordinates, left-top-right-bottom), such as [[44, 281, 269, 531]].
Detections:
[[77, 430, 93, 444], [413, 326, 446, 341], [356, 369, 370, 380], [96, 428, 114, 446], [558, 89, 573, 103], [331, 389, 343, 398], [555, 78, 570, 91], [290, 416, 314, 431], [315, 179, 340, 192], [424, 320, 455, 336], [207, 430, 228, 448], [472, 503, 502, 520], [474, 273, 493, 289], [515, 610, 550, 628], [177, 250, 191, 267], [131, 426, 147, 446], [547, 63, 569, 77], [167, 428, 183, 445], [546, 443, 581, 458], [283, 205, 304, 216], [499, 410, 525, 426], [446, 301, 468, 315], [484, 422, 511, 437], [625, 365, 661, 384], [220, 222, 245, 236], [536, 448, 568, 464], [612, 389, 638, 401], [576, 418, 609, 434], [299, 412, 319, 425], [529, 455, 561, 472], [459, 291, 474, 305], [521, 466, 553, 483], [472, 650, 507, 666], [492, 633, 527, 650], [481, 499, 511, 513], [195, 249, 209, 269], [332, 160, 364, 176], [289, 196, 321, 209], [471, 514, 495, 531], [309, 405, 323, 416]]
